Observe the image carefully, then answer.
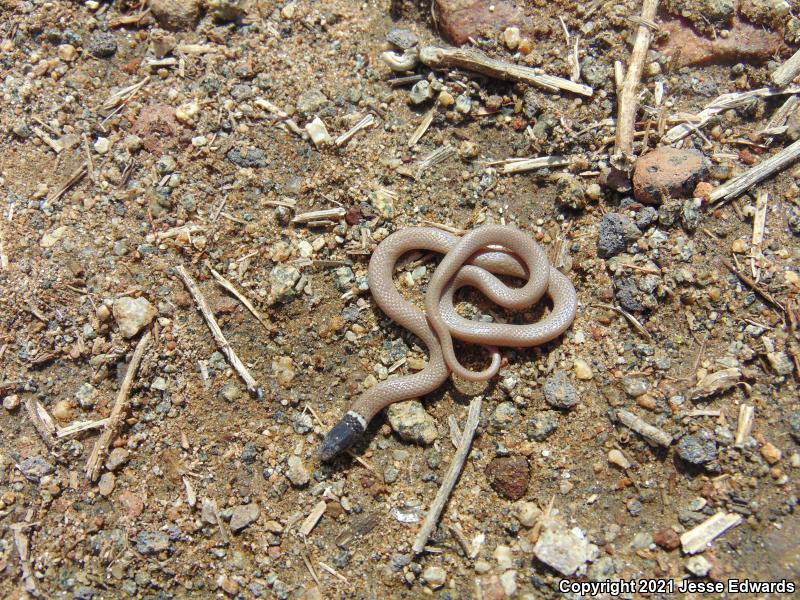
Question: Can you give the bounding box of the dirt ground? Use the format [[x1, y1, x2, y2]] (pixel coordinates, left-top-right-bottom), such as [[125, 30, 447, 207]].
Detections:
[[1, 1, 799, 599]]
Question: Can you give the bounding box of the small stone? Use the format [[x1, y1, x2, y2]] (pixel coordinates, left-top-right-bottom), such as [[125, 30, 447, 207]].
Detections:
[[150, 0, 201, 30], [119, 491, 144, 517], [370, 189, 396, 220], [52, 400, 73, 422], [3, 394, 20, 410], [491, 402, 518, 429], [297, 89, 329, 115], [543, 370, 580, 408], [533, 522, 591, 576], [632, 147, 708, 205], [106, 448, 130, 472], [556, 175, 586, 210], [75, 383, 97, 408], [629, 531, 652, 550], [766, 351, 793, 376], [527, 412, 559, 441], [218, 382, 242, 402], [761, 442, 782, 465], [789, 412, 800, 443], [227, 147, 267, 168], [18, 456, 55, 481], [386, 28, 419, 50], [573, 358, 593, 381], [96, 304, 111, 322], [387, 400, 438, 445], [136, 531, 170, 555], [57, 44, 77, 61], [438, 90, 454, 107], [208, 0, 247, 21], [500, 570, 517, 596], [458, 140, 478, 159], [511, 501, 541, 527], [658, 16, 782, 68], [731, 238, 748, 254], [676, 430, 717, 466], [98, 472, 116, 496], [286, 456, 310, 487], [93, 137, 110, 155], [486, 455, 530, 500], [268, 265, 301, 304], [455, 94, 472, 114], [409, 80, 433, 105], [685, 555, 711, 577], [272, 356, 296, 387], [230, 503, 260, 532], [422, 566, 446, 589], [73, 586, 98, 600], [597, 213, 640, 258], [433, 0, 529, 46], [622, 377, 648, 397], [87, 32, 117, 58], [653, 527, 680, 551], [503, 26, 521, 50], [608, 449, 631, 469], [113, 296, 156, 338]]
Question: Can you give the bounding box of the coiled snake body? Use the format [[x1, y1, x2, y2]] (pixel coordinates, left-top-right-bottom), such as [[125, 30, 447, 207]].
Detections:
[[319, 224, 578, 461]]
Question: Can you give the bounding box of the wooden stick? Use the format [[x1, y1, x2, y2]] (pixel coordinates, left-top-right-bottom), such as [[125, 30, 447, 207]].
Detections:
[[85, 331, 151, 481], [614, 408, 673, 447], [613, 0, 659, 162], [680, 512, 742, 554], [174, 265, 263, 399], [709, 139, 800, 204], [721, 257, 786, 314], [772, 48, 800, 88], [497, 155, 569, 174], [207, 264, 271, 332], [418, 46, 593, 97], [412, 396, 482, 554]]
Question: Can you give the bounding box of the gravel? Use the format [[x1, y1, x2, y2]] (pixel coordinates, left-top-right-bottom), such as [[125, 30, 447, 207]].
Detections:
[[597, 213, 641, 258], [18, 456, 55, 480], [230, 503, 260, 532], [87, 32, 117, 58], [387, 400, 438, 445], [676, 430, 718, 466], [542, 370, 579, 409], [136, 531, 171, 555]]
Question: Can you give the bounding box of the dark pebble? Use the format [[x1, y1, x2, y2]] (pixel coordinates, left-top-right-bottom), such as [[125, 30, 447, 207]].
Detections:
[[542, 370, 579, 409], [88, 32, 118, 58], [486, 455, 530, 500], [226, 147, 267, 168], [527, 411, 559, 441], [676, 430, 717, 466]]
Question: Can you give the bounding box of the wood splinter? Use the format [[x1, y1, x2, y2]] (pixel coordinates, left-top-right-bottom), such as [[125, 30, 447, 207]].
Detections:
[[175, 265, 263, 399]]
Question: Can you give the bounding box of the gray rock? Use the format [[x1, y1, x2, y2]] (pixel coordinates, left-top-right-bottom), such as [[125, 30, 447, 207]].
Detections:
[[390, 552, 411, 571], [286, 456, 310, 487], [230, 503, 260, 532], [380, 337, 409, 365], [629, 531, 653, 550], [491, 402, 518, 429], [268, 265, 301, 303], [767, 351, 793, 376], [136, 531, 170, 555], [293, 412, 313, 434], [333, 266, 355, 293], [105, 448, 130, 472], [218, 382, 242, 402], [587, 555, 616, 581], [658, 200, 683, 229], [635, 206, 658, 229], [386, 28, 419, 49], [384, 466, 399, 484], [686, 555, 711, 577], [422, 566, 447, 589], [682, 198, 702, 231], [112, 296, 156, 338], [73, 586, 98, 600], [622, 377, 649, 397], [150, 0, 201, 30], [676, 430, 717, 465], [297, 89, 328, 115], [533, 522, 591, 576], [542, 370, 579, 409], [18, 456, 54, 480], [527, 412, 559, 441], [75, 382, 98, 408], [789, 411, 800, 443], [387, 400, 438, 445], [226, 147, 266, 168], [455, 94, 472, 114], [88, 32, 117, 58], [555, 175, 586, 210], [598, 213, 641, 258], [98, 472, 116, 496], [615, 278, 644, 312], [409, 80, 432, 105]]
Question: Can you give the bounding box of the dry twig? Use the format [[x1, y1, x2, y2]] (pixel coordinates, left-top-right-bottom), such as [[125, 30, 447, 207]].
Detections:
[[419, 46, 593, 97], [412, 396, 482, 554], [207, 265, 271, 332], [175, 265, 263, 398], [86, 331, 151, 481], [772, 48, 800, 88]]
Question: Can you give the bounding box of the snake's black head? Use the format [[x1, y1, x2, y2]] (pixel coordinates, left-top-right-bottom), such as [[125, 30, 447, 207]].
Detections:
[[319, 412, 366, 462]]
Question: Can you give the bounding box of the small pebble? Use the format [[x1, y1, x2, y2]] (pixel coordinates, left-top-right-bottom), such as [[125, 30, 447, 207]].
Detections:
[[52, 400, 73, 422], [98, 472, 116, 496], [608, 449, 630, 469], [286, 455, 310, 487], [761, 442, 782, 465], [573, 359, 593, 380], [685, 555, 711, 577], [422, 566, 446, 589], [230, 503, 260, 532], [3, 394, 20, 410]]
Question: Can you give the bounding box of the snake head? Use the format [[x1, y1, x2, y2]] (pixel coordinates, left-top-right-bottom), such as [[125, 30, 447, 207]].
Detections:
[[319, 412, 366, 462]]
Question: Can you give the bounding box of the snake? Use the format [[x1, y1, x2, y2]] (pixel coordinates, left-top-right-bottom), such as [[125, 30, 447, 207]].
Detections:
[[319, 224, 578, 461]]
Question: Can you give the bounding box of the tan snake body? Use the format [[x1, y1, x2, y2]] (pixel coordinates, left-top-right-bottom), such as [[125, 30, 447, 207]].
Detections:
[[319, 224, 578, 461]]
